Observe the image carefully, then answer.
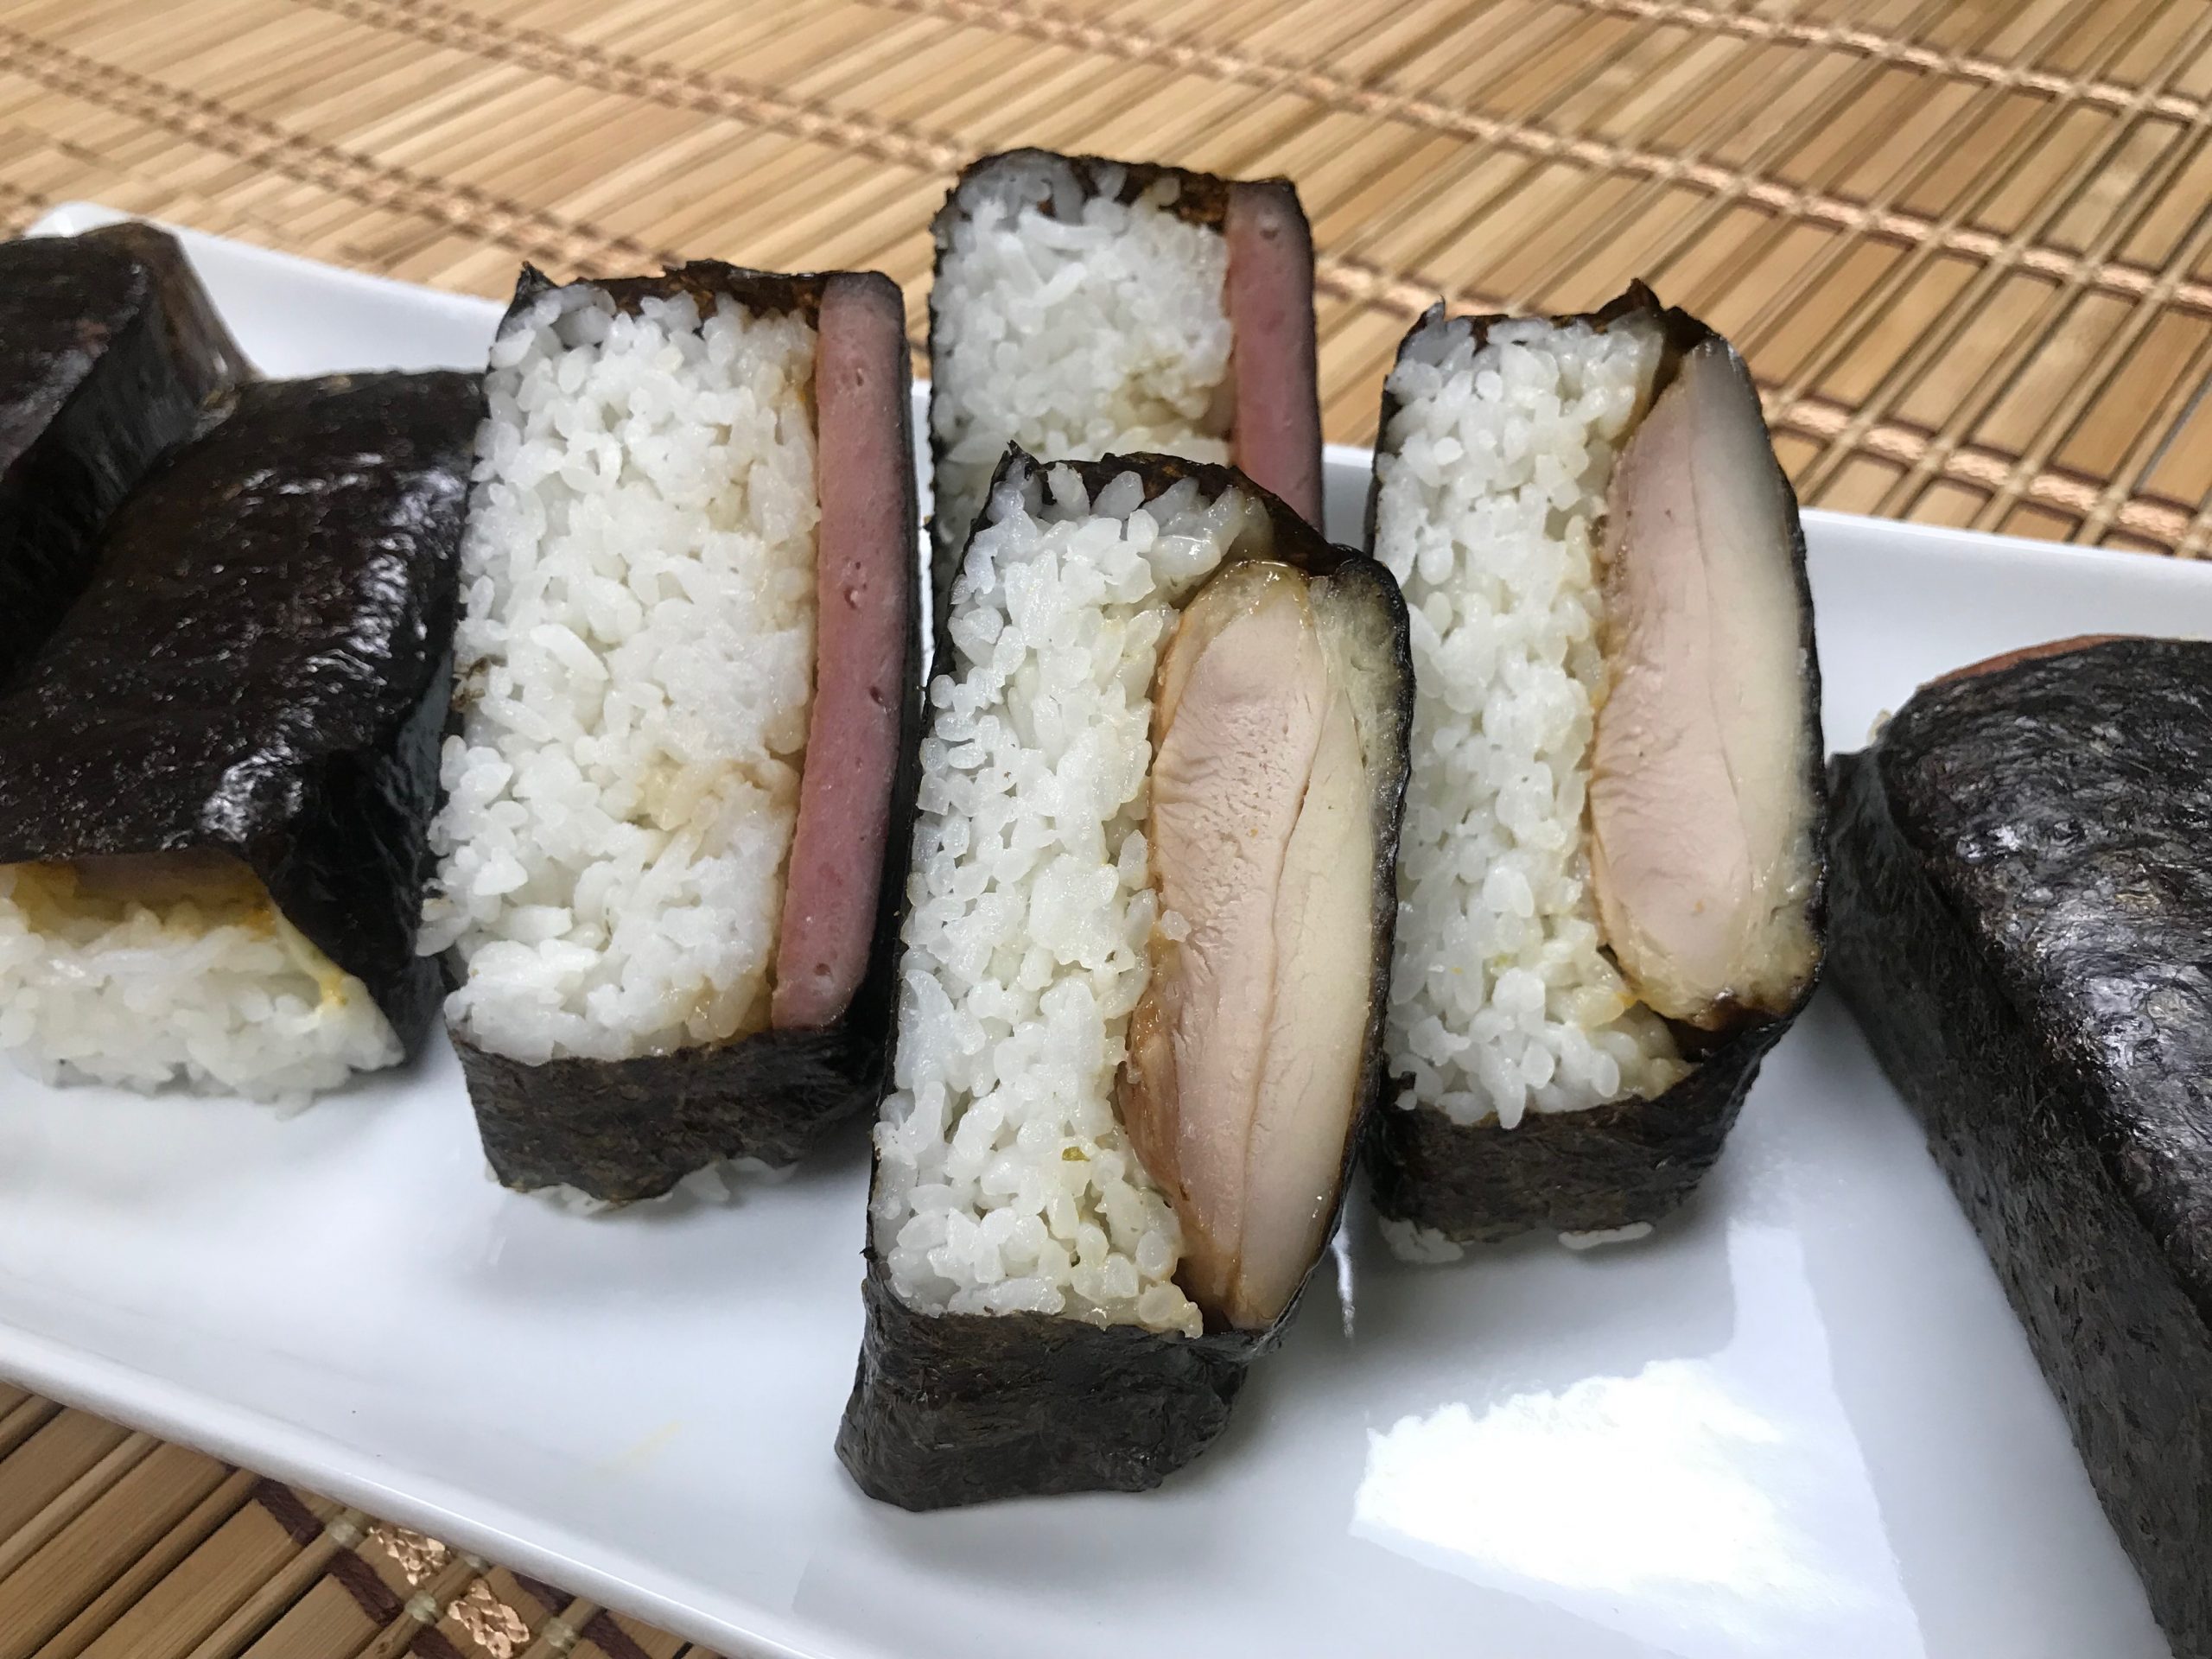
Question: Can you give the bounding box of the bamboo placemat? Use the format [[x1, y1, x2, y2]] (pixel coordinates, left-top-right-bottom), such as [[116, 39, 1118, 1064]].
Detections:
[[3, 0, 2212, 1650]]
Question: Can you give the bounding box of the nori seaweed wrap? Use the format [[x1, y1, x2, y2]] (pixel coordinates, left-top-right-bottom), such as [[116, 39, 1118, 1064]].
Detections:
[[839, 450, 1411, 1508], [424, 262, 921, 1202], [1827, 635, 2212, 1659], [0, 372, 475, 1102], [0, 221, 249, 685], [1363, 287, 1826, 1253]]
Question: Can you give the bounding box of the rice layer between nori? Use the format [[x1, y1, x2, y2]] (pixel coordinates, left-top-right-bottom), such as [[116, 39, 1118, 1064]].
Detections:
[[1828, 636, 2212, 1659]]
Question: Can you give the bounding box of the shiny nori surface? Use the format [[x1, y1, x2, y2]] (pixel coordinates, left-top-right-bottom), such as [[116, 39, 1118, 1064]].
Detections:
[[0, 371, 475, 1051], [452, 264, 923, 1202], [500, 258, 861, 340], [0, 222, 249, 687], [1362, 286, 1826, 1245], [1827, 637, 2212, 1659], [454, 1014, 899, 1202], [1364, 1026, 1783, 1243], [838, 448, 1413, 1510], [838, 1259, 1253, 1508]]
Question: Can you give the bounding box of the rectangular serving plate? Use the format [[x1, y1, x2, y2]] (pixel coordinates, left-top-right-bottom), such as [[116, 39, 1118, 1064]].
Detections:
[[0, 204, 2193, 1659]]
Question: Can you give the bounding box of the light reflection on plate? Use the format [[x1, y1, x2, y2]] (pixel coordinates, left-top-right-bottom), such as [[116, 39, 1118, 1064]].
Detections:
[[1353, 1222, 1927, 1658]]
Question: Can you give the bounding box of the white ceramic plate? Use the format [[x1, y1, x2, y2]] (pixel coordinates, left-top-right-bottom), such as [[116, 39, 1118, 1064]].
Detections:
[[0, 204, 2191, 1659]]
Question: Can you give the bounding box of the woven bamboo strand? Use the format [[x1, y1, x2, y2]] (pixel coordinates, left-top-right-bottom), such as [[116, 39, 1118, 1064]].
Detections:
[[1719, 0, 2187, 423], [1271, 3, 1826, 401], [0, 1436, 159, 1587], [1967, 202, 2212, 531], [0, 1401, 62, 1467], [1743, 0, 2202, 517], [1760, 0, 2188, 408], [1322, 9, 1728, 283], [2173, 488, 2212, 557], [1783, 0, 2209, 499], [882, 0, 2212, 316], [1503, 0, 1976, 313], [515, 1597, 600, 1659], [215, 0, 2212, 373], [0, 21, 664, 271], [1293, 5, 1713, 340], [0, 11, 2194, 499], [181, 1509, 366, 1659], [2075, 330, 2212, 541], [1719, 0, 2164, 370], [1875, 115, 2212, 518], [21, 0, 2194, 546], [1568, 0, 2212, 123], [1290, 5, 1797, 407], [30, 1472, 261, 1659], [1612, 0, 2088, 315], [354, 1550, 486, 1659]]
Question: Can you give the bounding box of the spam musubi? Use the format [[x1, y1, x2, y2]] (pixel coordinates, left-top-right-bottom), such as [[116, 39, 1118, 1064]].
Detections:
[[1827, 637, 2212, 1659], [0, 222, 248, 684], [838, 450, 1411, 1508], [422, 263, 920, 1202], [927, 148, 1322, 559], [1365, 288, 1825, 1256], [0, 372, 476, 1103]]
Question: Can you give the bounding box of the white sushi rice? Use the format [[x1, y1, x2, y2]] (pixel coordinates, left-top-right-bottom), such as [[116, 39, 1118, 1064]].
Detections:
[[931, 157, 1232, 553], [1559, 1223, 1656, 1250], [1377, 1217, 1469, 1266], [421, 288, 819, 1065], [0, 863, 400, 1106], [873, 463, 1260, 1337], [1379, 1214, 1654, 1265], [1374, 316, 1688, 1131]]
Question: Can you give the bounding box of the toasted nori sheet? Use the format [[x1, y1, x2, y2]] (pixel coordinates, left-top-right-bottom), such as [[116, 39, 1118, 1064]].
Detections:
[[454, 1019, 898, 1198], [839, 1259, 1253, 1507], [1827, 636, 2212, 1658], [838, 448, 1413, 1509], [1364, 1025, 1785, 1243], [451, 263, 923, 1203], [0, 371, 475, 1051], [499, 258, 866, 339], [1360, 284, 1826, 1247], [0, 222, 249, 688]]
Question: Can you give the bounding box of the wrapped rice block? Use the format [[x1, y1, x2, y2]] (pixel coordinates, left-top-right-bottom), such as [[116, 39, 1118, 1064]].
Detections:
[[0, 372, 475, 1104], [1365, 288, 1826, 1256], [838, 451, 1411, 1508], [423, 263, 921, 1202]]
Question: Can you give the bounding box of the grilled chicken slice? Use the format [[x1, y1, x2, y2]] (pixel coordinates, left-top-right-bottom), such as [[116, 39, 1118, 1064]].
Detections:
[[1588, 338, 1821, 1030], [1118, 559, 1375, 1330]]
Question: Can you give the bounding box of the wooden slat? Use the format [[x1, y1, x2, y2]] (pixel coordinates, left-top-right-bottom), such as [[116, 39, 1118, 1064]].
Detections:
[[36, 1471, 260, 1659], [0, 1415, 129, 1545], [0, 1445, 229, 1659]]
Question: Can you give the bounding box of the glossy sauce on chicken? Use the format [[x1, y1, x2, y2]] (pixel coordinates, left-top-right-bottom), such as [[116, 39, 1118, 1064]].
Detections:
[[1118, 559, 1375, 1330], [1588, 338, 1821, 1029]]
